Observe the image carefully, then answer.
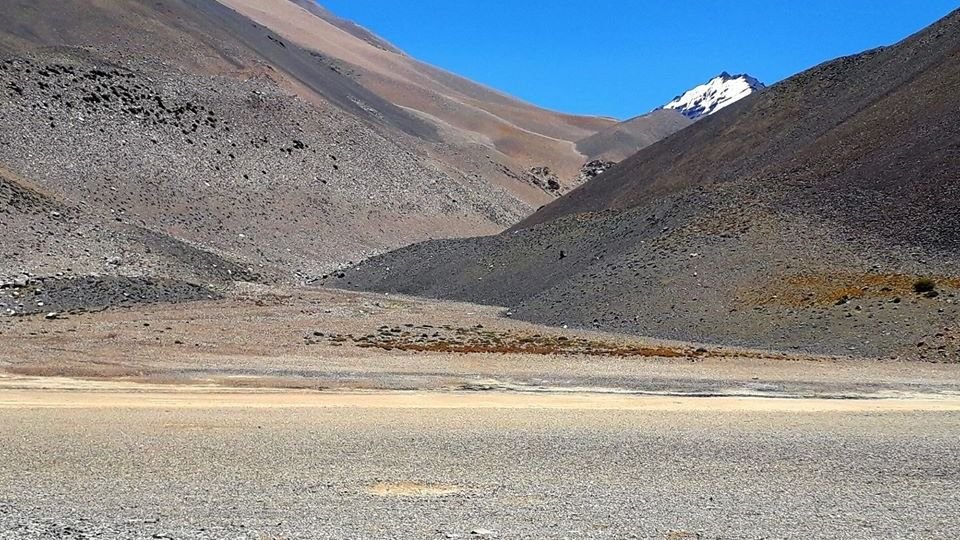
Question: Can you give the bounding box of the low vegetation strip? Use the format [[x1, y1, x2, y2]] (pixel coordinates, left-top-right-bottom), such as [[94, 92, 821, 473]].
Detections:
[[305, 323, 702, 358], [751, 272, 960, 307]]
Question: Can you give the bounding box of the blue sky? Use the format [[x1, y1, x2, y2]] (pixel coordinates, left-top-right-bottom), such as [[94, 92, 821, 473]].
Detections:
[[319, 1, 959, 119]]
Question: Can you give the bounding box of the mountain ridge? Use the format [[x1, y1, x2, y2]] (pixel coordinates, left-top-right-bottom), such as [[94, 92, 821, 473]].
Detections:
[[331, 8, 960, 359], [572, 71, 765, 166]]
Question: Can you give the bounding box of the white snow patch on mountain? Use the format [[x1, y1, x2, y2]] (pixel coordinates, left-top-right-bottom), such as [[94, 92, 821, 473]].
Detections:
[[661, 72, 765, 120]]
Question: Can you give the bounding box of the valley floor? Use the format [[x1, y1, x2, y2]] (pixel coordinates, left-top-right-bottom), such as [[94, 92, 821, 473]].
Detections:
[[1, 287, 958, 539]]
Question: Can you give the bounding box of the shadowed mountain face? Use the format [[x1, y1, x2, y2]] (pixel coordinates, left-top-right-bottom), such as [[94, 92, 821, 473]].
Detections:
[[0, 0, 623, 285], [332, 9, 960, 359], [576, 109, 693, 162]]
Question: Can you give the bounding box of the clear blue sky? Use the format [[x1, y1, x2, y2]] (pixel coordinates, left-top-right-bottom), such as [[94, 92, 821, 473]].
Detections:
[[319, 0, 958, 119]]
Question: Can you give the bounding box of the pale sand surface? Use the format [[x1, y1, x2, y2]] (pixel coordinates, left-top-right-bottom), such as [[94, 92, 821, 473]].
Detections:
[[2, 383, 960, 412], [1, 390, 958, 539]]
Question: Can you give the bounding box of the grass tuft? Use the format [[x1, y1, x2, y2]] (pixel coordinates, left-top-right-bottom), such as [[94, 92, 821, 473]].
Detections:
[[913, 277, 936, 294]]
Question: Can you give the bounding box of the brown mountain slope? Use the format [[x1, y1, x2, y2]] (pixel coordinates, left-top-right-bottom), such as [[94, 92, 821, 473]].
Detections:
[[0, 0, 553, 285], [575, 109, 693, 162], [216, 0, 617, 182], [332, 8, 960, 359], [287, 0, 405, 55]]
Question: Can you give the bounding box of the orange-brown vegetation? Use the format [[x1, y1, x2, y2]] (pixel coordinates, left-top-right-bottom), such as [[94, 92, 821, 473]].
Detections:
[[751, 273, 960, 307], [317, 325, 699, 358]]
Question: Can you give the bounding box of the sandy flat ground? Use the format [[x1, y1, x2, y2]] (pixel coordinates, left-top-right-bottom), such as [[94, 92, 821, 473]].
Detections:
[[1, 389, 958, 539], [2, 383, 960, 413], [1, 287, 959, 538]]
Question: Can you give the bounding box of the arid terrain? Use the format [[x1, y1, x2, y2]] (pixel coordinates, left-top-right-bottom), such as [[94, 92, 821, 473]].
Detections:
[[4, 391, 959, 540], [2, 2, 958, 538], [0, 287, 960, 540], [4, 287, 960, 396], [1, 289, 959, 539], [0, 0, 690, 286]]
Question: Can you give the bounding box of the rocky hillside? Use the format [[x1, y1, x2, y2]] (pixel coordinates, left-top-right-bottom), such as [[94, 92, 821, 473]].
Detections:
[[0, 45, 515, 282], [0, 0, 620, 289], [217, 0, 618, 185], [331, 9, 960, 360]]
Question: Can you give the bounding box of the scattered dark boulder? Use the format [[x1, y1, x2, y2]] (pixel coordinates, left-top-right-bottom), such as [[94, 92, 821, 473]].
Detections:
[[528, 166, 562, 192], [577, 159, 617, 184]]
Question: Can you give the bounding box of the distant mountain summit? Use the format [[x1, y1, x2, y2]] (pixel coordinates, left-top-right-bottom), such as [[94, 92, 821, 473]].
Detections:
[[661, 72, 765, 119], [573, 72, 764, 164], [333, 7, 960, 359]]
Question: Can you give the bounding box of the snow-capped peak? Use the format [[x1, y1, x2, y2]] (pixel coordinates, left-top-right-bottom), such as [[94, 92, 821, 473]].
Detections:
[[660, 72, 765, 120]]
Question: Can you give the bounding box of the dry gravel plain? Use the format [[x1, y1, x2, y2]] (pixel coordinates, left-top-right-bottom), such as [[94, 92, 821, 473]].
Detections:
[[1, 287, 959, 539]]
